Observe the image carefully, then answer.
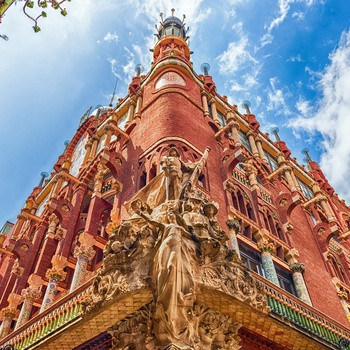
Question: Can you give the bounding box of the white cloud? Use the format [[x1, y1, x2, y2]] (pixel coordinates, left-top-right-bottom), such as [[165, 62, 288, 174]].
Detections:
[[266, 77, 290, 114], [104, 32, 119, 44], [257, 0, 317, 50], [288, 54, 302, 62], [289, 29, 350, 202], [295, 98, 312, 116], [217, 37, 257, 75]]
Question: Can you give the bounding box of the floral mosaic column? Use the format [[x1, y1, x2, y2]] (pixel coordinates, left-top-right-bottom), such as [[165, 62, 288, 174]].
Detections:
[[70, 232, 96, 292], [258, 241, 280, 286], [15, 274, 43, 329], [226, 219, 241, 258], [40, 255, 67, 312], [289, 263, 312, 305], [0, 293, 21, 339]]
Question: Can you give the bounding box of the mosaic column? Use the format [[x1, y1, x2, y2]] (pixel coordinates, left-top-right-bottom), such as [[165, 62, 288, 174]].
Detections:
[[70, 232, 96, 292], [339, 295, 350, 322], [226, 219, 241, 258], [15, 274, 43, 329], [40, 255, 67, 312], [258, 241, 280, 286], [289, 263, 312, 305], [0, 293, 21, 339]]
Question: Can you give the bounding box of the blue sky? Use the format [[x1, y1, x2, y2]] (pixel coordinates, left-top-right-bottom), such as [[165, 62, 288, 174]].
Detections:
[[1, 0, 350, 224]]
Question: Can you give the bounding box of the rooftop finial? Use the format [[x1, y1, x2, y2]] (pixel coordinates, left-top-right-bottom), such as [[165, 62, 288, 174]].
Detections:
[[242, 100, 251, 114], [39, 172, 49, 187], [64, 140, 70, 150], [159, 12, 164, 23], [302, 148, 312, 162], [171, 8, 175, 17], [271, 127, 280, 142], [182, 14, 186, 23], [200, 63, 210, 76], [135, 64, 144, 77]]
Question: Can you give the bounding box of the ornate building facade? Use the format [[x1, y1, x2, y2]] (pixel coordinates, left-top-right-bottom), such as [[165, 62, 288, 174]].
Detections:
[[0, 12, 350, 350]]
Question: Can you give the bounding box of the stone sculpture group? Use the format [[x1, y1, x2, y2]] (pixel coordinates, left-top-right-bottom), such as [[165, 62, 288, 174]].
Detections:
[[82, 147, 269, 350]]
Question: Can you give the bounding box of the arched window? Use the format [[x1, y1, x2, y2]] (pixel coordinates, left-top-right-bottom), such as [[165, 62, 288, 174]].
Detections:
[[149, 164, 157, 181], [328, 254, 348, 284]]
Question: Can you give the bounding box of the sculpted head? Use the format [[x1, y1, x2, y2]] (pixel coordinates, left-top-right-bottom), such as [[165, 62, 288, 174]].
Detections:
[[168, 147, 180, 157]]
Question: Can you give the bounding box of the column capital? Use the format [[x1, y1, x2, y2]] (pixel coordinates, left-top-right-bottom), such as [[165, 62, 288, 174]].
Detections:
[[258, 240, 275, 254], [74, 243, 96, 260], [17, 213, 26, 221], [226, 219, 241, 234], [208, 97, 216, 105], [0, 306, 19, 320], [85, 139, 93, 149], [21, 285, 42, 302], [104, 123, 117, 133], [289, 262, 305, 274], [46, 255, 68, 281]]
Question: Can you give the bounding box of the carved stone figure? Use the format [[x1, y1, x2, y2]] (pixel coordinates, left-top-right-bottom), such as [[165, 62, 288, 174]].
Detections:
[[139, 209, 197, 347], [82, 145, 270, 349]]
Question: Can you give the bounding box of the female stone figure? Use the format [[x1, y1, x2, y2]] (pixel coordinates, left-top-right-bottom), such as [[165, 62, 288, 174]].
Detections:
[[138, 208, 196, 349]]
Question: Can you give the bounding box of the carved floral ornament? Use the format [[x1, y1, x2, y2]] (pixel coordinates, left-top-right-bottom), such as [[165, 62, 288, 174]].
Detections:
[[81, 146, 269, 349]]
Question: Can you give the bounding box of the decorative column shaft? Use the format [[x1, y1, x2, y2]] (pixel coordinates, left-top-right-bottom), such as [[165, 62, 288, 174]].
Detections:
[[134, 93, 143, 119], [290, 263, 312, 305], [282, 166, 297, 192], [104, 124, 116, 148], [319, 198, 335, 222], [289, 170, 301, 191], [209, 98, 219, 123], [126, 100, 136, 124], [258, 241, 280, 286], [338, 291, 350, 321], [247, 132, 259, 157], [82, 139, 93, 166], [12, 213, 26, 239], [16, 275, 43, 329], [88, 136, 100, 162], [0, 293, 21, 339], [255, 137, 267, 161], [70, 232, 96, 292], [229, 121, 241, 145], [201, 91, 210, 117], [226, 219, 241, 258], [40, 256, 67, 312]]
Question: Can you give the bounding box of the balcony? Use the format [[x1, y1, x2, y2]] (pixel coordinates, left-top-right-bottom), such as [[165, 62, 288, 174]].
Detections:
[[1, 268, 349, 349]]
